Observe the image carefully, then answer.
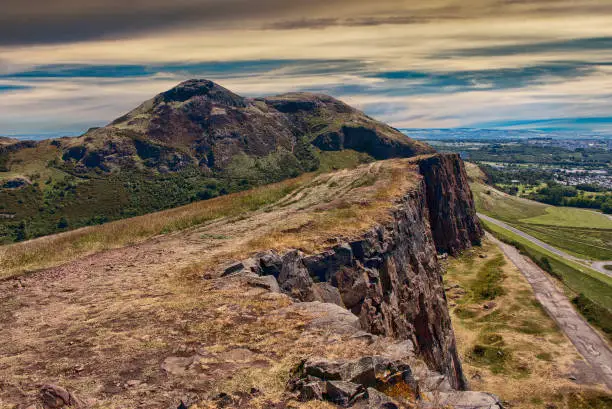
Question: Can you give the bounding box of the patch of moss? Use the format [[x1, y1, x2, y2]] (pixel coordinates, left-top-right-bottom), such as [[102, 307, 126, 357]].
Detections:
[[471, 254, 506, 302]]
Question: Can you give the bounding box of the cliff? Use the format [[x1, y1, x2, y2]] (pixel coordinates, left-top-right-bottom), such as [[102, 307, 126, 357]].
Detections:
[[419, 153, 483, 255], [0, 154, 493, 408], [222, 154, 483, 392]]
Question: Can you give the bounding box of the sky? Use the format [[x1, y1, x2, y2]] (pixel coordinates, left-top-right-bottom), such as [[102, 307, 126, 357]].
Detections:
[[1, 0, 612, 137]]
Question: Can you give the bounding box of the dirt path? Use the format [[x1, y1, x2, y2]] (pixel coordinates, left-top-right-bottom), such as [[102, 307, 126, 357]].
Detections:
[[478, 213, 612, 278], [487, 233, 612, 390]]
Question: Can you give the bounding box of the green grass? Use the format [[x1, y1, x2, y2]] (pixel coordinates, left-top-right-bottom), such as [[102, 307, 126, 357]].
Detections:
[[520, 206, 612, 229], [471, 254, 506, 301], [482, 219, 612, 341], [472, 181, 612, 260], [0, 174, 311, 279]]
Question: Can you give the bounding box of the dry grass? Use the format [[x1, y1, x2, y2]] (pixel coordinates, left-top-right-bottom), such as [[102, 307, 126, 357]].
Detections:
[[0, 174, 311, 279], [445, 238, 609, 408], [1, 159, 420, 280], [0, 158, 427, 408]]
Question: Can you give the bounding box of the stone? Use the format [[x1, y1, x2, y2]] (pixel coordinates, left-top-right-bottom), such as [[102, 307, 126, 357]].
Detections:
[[294, 302, 362, 335], [258, 251, 283, 278], [244, 274, 280, 293], [277, 250, 316, 301], [382, 341, 415, 361], [221, 261, 245, 277], [313, 282, 345, 307], [39, 384, 82, 409], [364, 388, 400, 409], [483, 301, 496, 310], [325, 381, 364, 407], [422, 391, 503, 409], [298, 382, 325, 401], [303, 358, 346, 380]]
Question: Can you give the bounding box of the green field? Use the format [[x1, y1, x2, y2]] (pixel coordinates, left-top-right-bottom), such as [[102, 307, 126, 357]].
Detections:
[[471, 179, 612, 260], [521, 207, 612, 229]]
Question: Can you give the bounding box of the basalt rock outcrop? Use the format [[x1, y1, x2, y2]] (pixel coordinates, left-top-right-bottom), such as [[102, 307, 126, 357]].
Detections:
[[418, 154, 483, 256], [222, 154, 483, 393]]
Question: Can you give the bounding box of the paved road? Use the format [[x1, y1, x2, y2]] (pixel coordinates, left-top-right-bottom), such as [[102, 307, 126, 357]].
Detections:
[[487, 233, 612, 390], [478, 213, 612, 278]]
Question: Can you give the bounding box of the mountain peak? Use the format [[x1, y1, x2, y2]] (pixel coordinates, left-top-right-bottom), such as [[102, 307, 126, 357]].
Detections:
[[158, 79, 245, 106]]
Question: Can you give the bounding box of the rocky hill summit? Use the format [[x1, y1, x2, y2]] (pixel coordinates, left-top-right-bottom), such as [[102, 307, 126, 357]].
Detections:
[[63, 79, 433, 173], [0, 80, 432, 243]]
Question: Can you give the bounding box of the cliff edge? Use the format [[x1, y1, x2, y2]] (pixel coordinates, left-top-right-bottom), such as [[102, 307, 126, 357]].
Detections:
[[0, 154, 490, 408]]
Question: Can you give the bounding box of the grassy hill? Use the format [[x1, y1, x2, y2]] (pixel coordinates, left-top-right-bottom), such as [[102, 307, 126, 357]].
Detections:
[[467, 163, 612, 261], [0, 80, 432, 245]]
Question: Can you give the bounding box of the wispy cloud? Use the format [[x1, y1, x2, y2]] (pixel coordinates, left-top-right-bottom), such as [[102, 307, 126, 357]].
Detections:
[[1, 1, 612, 135]]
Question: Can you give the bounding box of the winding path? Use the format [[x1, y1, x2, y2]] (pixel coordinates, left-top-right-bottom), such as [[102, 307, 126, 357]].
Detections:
[[478, 213, 612, 278], [486, 233, 612, 390]]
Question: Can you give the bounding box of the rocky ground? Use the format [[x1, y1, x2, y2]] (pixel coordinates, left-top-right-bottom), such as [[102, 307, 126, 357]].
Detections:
[[0, 156, 495, 409]]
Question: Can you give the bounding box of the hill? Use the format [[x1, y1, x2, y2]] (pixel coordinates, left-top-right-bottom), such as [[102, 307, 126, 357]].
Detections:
[[0, 154, 503, 409], [0, 80, 433, 244]]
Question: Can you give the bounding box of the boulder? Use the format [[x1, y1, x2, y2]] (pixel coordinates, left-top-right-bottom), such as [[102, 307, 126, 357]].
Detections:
[[39, 384, 82, 409], [258, 250, 283, 278], [295, 302, 362, 335], [277, 250, 317, 301], [313, 282, 345, 307], [362, 388, 400, 409], [303, 358, 346, 380], [325, 381, 365, 407]]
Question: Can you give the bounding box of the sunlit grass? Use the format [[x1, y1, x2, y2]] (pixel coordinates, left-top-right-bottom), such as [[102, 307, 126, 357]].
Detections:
[[0, 174, 311, 279]]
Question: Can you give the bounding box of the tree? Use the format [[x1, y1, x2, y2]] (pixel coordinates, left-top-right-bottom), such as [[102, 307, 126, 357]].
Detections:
[[602, 199, 612, 215], [57, 216, 69, 229]]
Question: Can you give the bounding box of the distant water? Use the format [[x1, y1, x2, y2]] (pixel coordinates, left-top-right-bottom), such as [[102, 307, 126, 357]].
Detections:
[[2, 133, 81, 141]]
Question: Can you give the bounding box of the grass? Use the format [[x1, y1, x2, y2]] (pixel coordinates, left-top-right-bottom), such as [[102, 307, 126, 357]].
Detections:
[[471, 254, 506, 302], [521, 207, 612, 229], [0, 173, 311, 279], [481, 219, 612, 341], [445, 238, 606, 409], [468, 164, 612, 261], [0, 159, 419, 280]]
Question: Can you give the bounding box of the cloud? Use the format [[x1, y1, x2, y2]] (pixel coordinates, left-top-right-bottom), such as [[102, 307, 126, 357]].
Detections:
[[0, 84, 31, 93], [1, 60, 364, 79], [264, 16, 431, 30], [439, 36, 612, 57]]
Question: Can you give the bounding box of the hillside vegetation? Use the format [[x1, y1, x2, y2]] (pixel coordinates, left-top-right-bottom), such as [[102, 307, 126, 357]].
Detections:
[[466, 163, 612, 340], [0, 79, 432, 245], [445, 240, 611, 409], [468, 163, 612, 261], [0, 158, 416, 280]]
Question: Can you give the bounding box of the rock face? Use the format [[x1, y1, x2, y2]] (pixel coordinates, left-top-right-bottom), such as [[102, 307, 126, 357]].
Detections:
[[419, 153, 483, 256], [222, 154, 482, 390]]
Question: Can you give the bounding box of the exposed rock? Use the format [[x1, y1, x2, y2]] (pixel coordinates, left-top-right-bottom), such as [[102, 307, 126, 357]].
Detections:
[[294, 302, 362, 335], [277, 250, 317, 301], [361, 388, 400, 409], [418, 153, 483, 256], [39, 384, 82, 409], [220, 154, 481, 389], [313, 282, 345, 306], [290, 356, 423, 407], [325, 381, 366, 406], [421, 391, 504, 409]]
